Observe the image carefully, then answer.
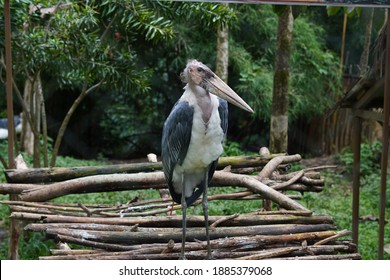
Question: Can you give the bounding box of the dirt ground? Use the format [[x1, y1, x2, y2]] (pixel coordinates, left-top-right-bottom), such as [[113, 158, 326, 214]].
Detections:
[[300, 155, 338, 168]]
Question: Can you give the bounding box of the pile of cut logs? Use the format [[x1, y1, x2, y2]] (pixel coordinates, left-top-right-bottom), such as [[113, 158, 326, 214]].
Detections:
[[0, 150, 360, 260]]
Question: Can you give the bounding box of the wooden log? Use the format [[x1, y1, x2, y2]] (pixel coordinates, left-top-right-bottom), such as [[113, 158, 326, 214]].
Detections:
[[8, 170, 309, 211], [25, 223, 140, 232], [11, 212, 333, 227], [17, 172, 166, 201], [271, 171, 320, 181], [53, 233, 142, 251], [274, 253, 361, 260], [39, 243, 357, 260], [211, 172, 309, 211], [8, 155, 29, 260], [283, 244, 356, 257], [314, 229, 352, 245], [258, 154, 302, 179], [5, 162, 162, 183], [233, 244, 356, 260], [8, 203, 179, 219], [4, 200, 313, 216], [5, 154, 284, 184], [4, 196, 300, 218], [28, 223, 337, 247], [1, 200, 101, 212], [39, 231, 341, 259], [0, 184, 37, 194], [272, 170, 304, 190], [50, 249, 105, 256], [299, 176, 325, 186], [39, 249, 250, 260], [44, 224, 335, 245], [249, 210, 313, 216], [234, 247, 299, 260], [284, 184, 324, 192]]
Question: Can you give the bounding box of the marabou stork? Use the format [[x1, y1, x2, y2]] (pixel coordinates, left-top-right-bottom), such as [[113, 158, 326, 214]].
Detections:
[[162, 59, 253, 259], [0, 116, 22, 140]]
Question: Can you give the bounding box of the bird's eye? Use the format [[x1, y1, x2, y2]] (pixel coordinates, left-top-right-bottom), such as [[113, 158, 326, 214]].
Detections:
[[197, 67, 204, 72]]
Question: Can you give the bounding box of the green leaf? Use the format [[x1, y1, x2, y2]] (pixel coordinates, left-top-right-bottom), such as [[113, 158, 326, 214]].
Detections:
[[326, 6, 341, 16]]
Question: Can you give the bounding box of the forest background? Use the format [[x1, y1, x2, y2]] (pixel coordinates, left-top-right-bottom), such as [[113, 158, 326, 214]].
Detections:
[[2, 0, 384, 163]]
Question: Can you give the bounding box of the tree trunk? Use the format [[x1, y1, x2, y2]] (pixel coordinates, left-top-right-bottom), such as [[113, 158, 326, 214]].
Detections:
[[216, 22, 229, 82], [21, 79, 34, 156], [359, 8, 374, 76], [38, 81, 49, 167], [359, 8, 378, 145], [270, 6, 293, 154], [32, 74, 42, 167], [50, 80, 103, 167], [21, 74, 44, 168], [340, 12, 348, 75]]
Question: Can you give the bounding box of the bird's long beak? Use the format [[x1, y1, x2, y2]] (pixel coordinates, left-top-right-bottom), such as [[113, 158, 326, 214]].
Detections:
[[206, 75, 254, 113]]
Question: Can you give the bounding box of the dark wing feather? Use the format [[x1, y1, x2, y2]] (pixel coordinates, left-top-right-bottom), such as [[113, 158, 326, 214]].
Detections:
[[161, 101, 194, 204], [218, 98, 228, 136]]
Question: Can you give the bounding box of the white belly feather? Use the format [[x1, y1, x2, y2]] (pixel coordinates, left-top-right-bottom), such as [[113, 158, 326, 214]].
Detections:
[[172, 92, 224, 198]]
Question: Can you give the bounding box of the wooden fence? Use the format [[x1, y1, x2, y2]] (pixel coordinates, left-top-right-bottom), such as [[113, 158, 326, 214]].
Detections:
[[0, 151, 360, 260]]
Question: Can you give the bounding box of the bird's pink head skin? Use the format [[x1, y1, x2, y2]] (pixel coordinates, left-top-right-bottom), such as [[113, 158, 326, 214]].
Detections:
[[181, 59, 254, 114]]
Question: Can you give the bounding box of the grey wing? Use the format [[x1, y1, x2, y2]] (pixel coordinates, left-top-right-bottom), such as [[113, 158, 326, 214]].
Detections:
[[161, 101, 194, 203], [218, 98, 228, 138]]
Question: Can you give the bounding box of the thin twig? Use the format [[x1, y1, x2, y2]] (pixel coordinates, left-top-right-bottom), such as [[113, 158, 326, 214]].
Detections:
[[210, 214, 239, 229], [314, 229, 351, 245], [272, 170, 304, 190]]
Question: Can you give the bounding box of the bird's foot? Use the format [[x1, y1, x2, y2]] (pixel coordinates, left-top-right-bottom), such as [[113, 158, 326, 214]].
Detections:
[[179, 254, 187, 260], [206, 251, 215, 260]]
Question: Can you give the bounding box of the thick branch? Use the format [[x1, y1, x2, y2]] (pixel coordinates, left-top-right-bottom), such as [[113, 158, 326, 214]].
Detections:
[[42, 223, 334, 245], [11, 212, 333, 227], [12, 170, 309, 211], [258, 154, 302, 179], [5, 155, 281, 183]]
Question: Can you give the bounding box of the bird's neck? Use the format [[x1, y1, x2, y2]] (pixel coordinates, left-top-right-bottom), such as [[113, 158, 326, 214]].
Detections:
[[188, 84, 213, 124]]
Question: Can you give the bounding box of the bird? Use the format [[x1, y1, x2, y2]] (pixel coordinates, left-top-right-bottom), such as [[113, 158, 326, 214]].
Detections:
[[0, 116, 22, 140], [161, 59, 253, 259]]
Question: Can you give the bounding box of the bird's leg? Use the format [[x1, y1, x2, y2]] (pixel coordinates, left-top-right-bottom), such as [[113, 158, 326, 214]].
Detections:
[[202, 177, 212, 259], [180, 190, 187, 260]]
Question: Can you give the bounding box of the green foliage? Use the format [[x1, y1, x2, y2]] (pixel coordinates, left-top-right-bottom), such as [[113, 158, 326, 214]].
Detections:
[[156, 1, 237, 29], [326, 6, 361, 17], [1, 3, 346, 157], [310, 140, 389, 259], [289, 16, 341, 120], [230, 5, 341, 124], [96, 1, 237, 156], [222, 140, 246, 156], [302, 170, 390, 260], [112, 2, 174, 42], [338, 141, 382, 177]]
